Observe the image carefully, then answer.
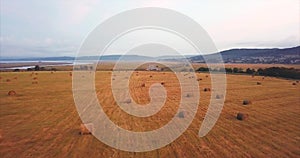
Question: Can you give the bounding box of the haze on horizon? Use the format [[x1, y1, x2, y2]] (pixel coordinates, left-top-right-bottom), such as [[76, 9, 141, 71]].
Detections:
[[0, 0, 299, 58]]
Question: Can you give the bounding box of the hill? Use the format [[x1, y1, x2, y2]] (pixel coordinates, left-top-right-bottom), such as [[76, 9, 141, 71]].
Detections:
[[190, 46, 300, 64]]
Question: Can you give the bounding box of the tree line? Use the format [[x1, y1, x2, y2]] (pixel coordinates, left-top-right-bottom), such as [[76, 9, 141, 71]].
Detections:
[[196, 67, 300, 79]]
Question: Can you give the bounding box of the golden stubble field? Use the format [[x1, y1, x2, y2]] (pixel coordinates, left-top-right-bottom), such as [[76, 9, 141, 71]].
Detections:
[[0, 70, 299, 157]]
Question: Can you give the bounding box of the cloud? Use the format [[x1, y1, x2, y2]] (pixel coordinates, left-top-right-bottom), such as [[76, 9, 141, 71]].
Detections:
[[57, 0, 99, 25], [0, 0, 299, 57]]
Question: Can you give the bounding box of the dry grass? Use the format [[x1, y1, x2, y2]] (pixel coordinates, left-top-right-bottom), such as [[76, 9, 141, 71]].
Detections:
[[0, 70, 299, 157]]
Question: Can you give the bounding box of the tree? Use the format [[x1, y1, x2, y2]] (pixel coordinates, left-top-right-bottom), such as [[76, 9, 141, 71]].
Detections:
[[246, 68, 253, 74], [233, 67, 239, 73], [225, 68, 233, 73], [34, 65, 40, 71], [257, 68, 263, 75], [197, 67, 209, 72]]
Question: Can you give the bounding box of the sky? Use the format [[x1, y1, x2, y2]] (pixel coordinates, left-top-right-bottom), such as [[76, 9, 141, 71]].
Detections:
[[0, 0, 299, 58]]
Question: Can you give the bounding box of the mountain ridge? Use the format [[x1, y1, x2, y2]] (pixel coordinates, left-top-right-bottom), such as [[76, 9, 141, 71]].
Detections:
[[1, 46, 299, 64]]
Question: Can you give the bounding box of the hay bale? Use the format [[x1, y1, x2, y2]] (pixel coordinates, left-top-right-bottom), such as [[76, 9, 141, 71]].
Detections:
[[204, 88, 210, 92], [79, 123, 94, 135], [161, 82, 165, 85], [256, 82, 261, 85], [197, 78, 202, 81], [8, 90, 16, 96], [141, 83, 145, 87], [6, 79, 11, 82], [292, 83, 296, 85], [177, 111, 185, 118], [150, 75, 152, 78], [33, 77, 38, 80], [124, 99, 131, 104], [186, 93, 192, 97], [205, 75, 209, 78], [236, 113, 248, 120], [243, 100, 251, 105], [296, 81, 299, 83], [216, 94, 222, 99]]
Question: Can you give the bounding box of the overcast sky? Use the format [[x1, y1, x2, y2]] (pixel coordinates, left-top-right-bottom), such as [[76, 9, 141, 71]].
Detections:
[[0, 0, 299, 57]]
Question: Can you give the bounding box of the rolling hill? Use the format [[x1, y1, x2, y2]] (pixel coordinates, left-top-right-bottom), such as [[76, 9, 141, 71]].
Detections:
[[189, 46, 300, 64]]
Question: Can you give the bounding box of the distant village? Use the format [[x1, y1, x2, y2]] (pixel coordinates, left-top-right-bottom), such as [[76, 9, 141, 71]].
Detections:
[[223, 55, 300, 64], [192, 55, 300, 64]]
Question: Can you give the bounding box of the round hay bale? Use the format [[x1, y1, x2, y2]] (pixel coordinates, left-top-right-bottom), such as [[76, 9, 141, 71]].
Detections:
[[243, 100, 251, 105], [197, 78, 202, 81], [33, 77, 38, 80], [150, 75, 152, 78], [124, 99, 131, 104], [79, 123, 94, 135], [177, 111, 185, 118], [205, 75, 209, 78], [292, 83, 296, 85], [8, 90, 16, 96], [161, 82, 164, 85], [236, 113, 248, 120], [296, 81, 299, 83], [141, 83, 145, 87], [186, 93, 192, 97], [6, 79, 11, 82], [204, 88, 210, 92], [216, 94, 222, 99], [256, 82, 261, 85]]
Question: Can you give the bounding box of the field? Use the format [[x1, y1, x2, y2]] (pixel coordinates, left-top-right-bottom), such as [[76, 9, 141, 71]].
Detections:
[[0, 69, 299, 157]]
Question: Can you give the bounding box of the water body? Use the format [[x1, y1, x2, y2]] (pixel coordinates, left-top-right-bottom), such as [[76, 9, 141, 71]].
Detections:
[[0, 60, 96, 69]]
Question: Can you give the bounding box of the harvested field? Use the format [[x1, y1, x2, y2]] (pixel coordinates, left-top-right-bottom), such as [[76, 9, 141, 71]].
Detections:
[[0, 71, 299, 157]]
